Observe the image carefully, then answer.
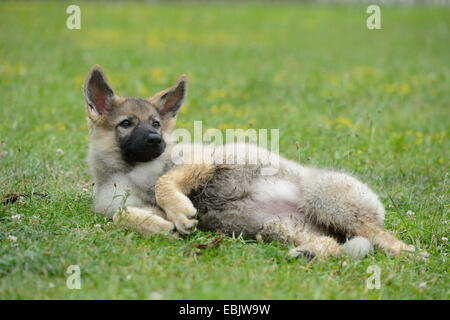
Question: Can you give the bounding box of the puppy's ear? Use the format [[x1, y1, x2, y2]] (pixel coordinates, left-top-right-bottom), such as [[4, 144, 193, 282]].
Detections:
[[149, 75, 187, 117], [84, 64, 115, 118]]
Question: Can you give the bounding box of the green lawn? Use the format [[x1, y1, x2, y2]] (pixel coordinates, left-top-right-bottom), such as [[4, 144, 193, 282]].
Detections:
[[0, 1, 448, 299]]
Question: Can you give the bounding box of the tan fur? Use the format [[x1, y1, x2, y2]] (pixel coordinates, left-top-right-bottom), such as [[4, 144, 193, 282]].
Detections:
[[260, 219, 342, 260], [113, 206, 175, 237], [155, 163, 217, 234]]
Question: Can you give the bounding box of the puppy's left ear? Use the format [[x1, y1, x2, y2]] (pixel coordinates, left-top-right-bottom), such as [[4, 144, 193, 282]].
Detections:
[[149, 75, 187, 117]]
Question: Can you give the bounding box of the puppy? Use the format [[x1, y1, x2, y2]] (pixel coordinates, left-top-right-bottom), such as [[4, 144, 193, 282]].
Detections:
[[84, 64, 426, 260]]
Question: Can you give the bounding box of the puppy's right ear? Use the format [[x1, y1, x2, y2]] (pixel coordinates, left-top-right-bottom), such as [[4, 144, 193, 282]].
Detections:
[[84, 64, 115, 119]]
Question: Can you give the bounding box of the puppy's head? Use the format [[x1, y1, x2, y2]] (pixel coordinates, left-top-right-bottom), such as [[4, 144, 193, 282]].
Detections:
[[84, 64, 186, 164]]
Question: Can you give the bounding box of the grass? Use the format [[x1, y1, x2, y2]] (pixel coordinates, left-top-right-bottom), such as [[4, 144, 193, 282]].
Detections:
[[0, 1, 448, 299]]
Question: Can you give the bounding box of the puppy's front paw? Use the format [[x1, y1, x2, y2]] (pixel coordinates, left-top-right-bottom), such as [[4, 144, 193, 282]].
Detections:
[[163, 194, 199, 235], [113, 207, 176, 237], [168, 212, 198, 235]]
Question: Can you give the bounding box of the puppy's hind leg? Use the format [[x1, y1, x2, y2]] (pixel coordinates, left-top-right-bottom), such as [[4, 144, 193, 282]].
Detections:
[[299, 170, 426, 258], [257, 219, 342, 261], [355, 224, 427, 258]]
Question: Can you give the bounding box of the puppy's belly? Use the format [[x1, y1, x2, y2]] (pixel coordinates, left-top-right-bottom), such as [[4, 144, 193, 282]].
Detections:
[[251, 177, 300, 218], [198, 177, 303, 237]]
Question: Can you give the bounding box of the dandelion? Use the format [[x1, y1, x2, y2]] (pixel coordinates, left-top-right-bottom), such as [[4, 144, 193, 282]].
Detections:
[[73, 74, 85, 87], [140, 86, 149, 96], [334, 117, 354, 129], [56, 122, 66, 131], [399, 83, 411, 94], [150, 68, 164, 82], [384, 83, 396, 93], [210, 89, 227, 99], [211, 105, 219, 114], [221, 103, 233, 113]]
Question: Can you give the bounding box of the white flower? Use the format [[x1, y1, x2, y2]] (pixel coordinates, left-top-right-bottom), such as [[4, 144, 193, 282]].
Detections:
[[406, 210, 415, 216], [126, 275, 132, 281], [12, 214, 22, 221], [7, 235, 17, 242], [94, 224, 102, 231], [30, 215, 39, 225], [49, 283, 55, 289], [418, 282, 427, 290], [56, 148, 64, 155], [149, 291, 162, 300], [442, 237, 448, 244], [16, 196, 25, 206]]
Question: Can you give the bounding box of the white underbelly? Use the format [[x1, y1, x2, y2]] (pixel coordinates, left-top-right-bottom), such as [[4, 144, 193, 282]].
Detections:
[[250, 177, 300, 217]]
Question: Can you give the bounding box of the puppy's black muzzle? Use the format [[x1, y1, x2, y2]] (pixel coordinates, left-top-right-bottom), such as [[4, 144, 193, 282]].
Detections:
[[120, 123, 166, 164]]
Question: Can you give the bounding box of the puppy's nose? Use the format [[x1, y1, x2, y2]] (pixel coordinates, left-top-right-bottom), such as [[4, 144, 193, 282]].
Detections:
[[147, 133, 162, 145], [147, 133, 162, 144]]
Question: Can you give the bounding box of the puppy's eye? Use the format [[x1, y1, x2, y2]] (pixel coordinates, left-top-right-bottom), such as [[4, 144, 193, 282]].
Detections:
[[152, 120, 160, 129], [119, 119, 132, 128]]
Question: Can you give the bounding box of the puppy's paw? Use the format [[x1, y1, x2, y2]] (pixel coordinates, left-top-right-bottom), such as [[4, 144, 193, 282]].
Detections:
[[176, 196, 198, 219], [163, 196, 198, 235], [403, 245, 429, 260], [113, 207, 176, 237], [287, 247, 317, 262], [170, 213, 198, 236]]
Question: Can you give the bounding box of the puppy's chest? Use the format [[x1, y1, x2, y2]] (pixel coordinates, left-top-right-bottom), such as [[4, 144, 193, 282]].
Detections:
[[127, 160, 170, 202]]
